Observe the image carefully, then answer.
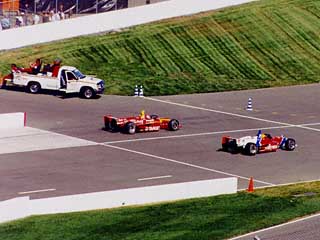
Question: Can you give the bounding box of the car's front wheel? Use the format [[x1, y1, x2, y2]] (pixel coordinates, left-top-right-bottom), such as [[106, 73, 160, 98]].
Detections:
[[285, 138, 296, 151], [244, 143, 257, 156], [168, 119, 179, 131], [125, 122, 136, 134]]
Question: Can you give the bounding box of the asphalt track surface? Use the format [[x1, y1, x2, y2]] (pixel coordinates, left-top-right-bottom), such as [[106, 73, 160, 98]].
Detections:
[[0, 84, 319, 203]]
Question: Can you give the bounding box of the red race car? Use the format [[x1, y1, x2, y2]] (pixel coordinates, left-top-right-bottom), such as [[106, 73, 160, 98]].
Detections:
[[221, 130, 297, 155], [103, 110, 181, 134]]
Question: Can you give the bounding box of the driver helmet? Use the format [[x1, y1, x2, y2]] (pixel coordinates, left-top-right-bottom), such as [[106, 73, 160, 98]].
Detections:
[[140, 110, 145, 118]]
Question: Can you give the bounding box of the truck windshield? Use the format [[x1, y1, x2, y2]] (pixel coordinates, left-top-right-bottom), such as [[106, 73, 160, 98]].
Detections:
[[73, 69, 86, 79]]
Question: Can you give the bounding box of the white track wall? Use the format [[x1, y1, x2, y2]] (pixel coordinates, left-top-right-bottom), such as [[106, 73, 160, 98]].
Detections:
[[0, 112, 25, 129], [0, 0, 255, 51], [0, 177, 237, 223]]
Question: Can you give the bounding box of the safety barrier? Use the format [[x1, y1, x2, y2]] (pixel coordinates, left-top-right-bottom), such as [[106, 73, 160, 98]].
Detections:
[[0, 0, 255, 50], [0, 177, 237, 223], [0, 112, 26, 130]]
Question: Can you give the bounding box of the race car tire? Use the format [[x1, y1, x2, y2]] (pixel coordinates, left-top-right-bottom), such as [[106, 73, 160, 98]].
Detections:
[[80, 87, 96, 99], [125, 122, 136, 134], [227, 140, 238, 154], [285, 138, 296, 151], [28, 82, 41, 94], [104, 119, 110, 131], [107, 118, 118, 132], [244, 143, 257, 156], [222, 143, 228, 152], [168, 119, 179, 131]]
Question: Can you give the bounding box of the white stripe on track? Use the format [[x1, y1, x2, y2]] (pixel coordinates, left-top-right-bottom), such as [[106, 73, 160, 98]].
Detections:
[[238, 178, 320, 192], [18, 188, 56, 195], [103, 122, 320, 145], [138, 175, 172, 181], [102, 143, 275, 186], [144, 97, 320, 132], [228, 212, 320, 240], [103, 125, 291, 144]]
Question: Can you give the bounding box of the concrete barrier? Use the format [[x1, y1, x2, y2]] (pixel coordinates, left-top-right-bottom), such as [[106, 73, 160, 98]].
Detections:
[[0, 0, 255, 51], [0, 177, 237, 223], [0, 197, 30, 223], [0, 112, 26, 130]]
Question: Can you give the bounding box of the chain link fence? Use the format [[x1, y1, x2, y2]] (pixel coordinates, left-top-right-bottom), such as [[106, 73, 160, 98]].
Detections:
[[0, 0, 168, 30]]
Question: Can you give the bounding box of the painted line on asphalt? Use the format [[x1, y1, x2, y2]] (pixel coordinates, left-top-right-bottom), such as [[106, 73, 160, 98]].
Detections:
[[27, 127, 98, 145], [102, 143, 275, 186], [18, 188, 56, 195], [238, 178, 320, 192], [228, 212, 320, 240], [103, 125, 291, 144], [138, 175, 172, 181], [103, 122, 320, 145], [144, 97, 320, 132]]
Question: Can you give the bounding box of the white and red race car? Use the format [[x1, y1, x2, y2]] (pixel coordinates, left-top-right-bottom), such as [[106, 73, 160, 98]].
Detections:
[[103, 111, 181, 134], [221, 130, 296, 155]]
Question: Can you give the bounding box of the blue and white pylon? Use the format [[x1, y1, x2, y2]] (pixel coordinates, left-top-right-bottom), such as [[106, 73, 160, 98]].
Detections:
[[246, 97, 253, 111], [139, 85, 144, 97], [134, 85, 139, 97]]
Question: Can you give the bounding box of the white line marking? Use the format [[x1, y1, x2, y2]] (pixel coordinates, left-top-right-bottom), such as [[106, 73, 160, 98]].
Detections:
[[144, 97, 320, 132], [102, 143, 274, 186], [103, 125, 291, 144], [238, 178, 320, 192], [138, 175, 172, 181], [103, 122, 320, 145], [228, 212, 320, 240], [18, 188, 56, 195]]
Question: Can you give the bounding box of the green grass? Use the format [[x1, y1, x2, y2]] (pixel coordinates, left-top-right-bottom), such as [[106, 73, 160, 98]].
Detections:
[[1, 0, 320, 96], [1, 182, 320, 240]]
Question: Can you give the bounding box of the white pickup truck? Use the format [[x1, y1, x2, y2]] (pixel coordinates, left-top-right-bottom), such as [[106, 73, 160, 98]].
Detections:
[[6, 66, 105, 99]]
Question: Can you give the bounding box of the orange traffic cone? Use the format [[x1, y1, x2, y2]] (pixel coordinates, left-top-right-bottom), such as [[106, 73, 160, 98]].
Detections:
[[247, 177, 254, 193]]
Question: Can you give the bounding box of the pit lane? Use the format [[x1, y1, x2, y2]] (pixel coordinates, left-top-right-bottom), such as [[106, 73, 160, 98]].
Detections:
[[0, 83, 319, 201]]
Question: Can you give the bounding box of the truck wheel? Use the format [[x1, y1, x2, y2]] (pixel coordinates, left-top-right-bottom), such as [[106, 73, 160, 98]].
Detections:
[[285, 138, 296, 151], [244, 143, 257, 156], [125, 122, 136, 134], [168, 119, 179, 131], [28, 82, 41, 94], [81, 87, 95, 99]]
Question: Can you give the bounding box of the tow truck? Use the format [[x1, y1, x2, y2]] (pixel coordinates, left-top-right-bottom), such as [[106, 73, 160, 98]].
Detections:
[[4, 66, 105, 99]]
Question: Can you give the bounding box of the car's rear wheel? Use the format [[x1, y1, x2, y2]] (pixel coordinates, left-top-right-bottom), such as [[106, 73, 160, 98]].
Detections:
[[244, 143, 257, 156], [28, 82, 41, 94], [125, 122, 136, 134], [222, 143, 228, 152], [285, 138, 296, 151], [107, 119, 118, 132], [168, 119, 179, 131], [227, 140, 238, 154], [104, 119, 110, 131]]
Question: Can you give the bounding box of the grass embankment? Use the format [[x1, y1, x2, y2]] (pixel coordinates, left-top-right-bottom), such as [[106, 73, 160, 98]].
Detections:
[[1, 182, 320, 240], [1, 0, 320, 95]]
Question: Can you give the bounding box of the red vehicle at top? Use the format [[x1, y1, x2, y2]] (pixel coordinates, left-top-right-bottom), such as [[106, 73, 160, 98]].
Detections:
[[103, 110, 181, 134]]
